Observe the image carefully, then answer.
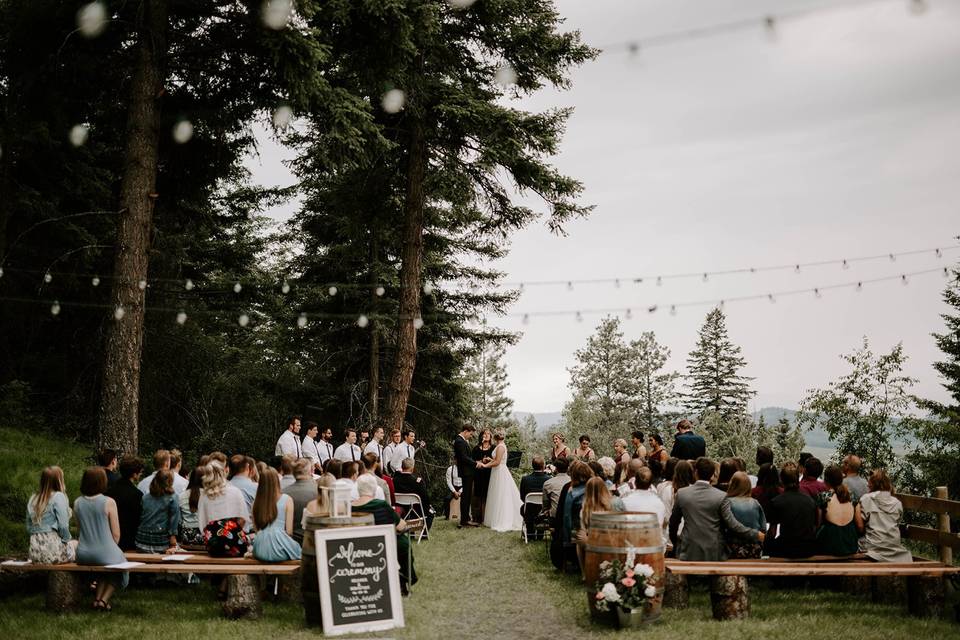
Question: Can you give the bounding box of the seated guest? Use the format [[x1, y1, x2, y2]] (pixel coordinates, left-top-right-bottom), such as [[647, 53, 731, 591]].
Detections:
[[197, 462, 249, 558], [764, 465, 817, 558], [168, 449, 188, 494], [798, 452, 813, 469], [656, 458, 679, 545], [357, 453, 392, 502], [575, 476, 624, 569], [75, 466, 127, 610], [859, 469, 912, 563], [724, 472, 766, 558], [816, 464, 861, 556], [751, 463, 782, 522], [616, 458, 644, 497], [841, 454, 869, 503], [105, 455, 144, 551], [573, 435, 596, 461], [716, 458, 738, 492], [647, 458, 664, 487], [520, 455, 551, 539], [542, 457, 570, 520], [278, 455, 296, 490], [303, 473, 337, 522], [325, 458, 343, 479], [753, 446, 774, 487], [597, 456, 616, 489], [588, 460, 606, 486], [137, 449, 171, 494], [251, 468, 301, 562], [799, 457, 828, 498], [353, 475, 417, 595], [621, 467, 666, 543], [282, 458, 319, 544], [336, 461, 361, 501], [177, 467, 205, 549], [228, 454, 259, 521], [26, 466, 77, 564], [550, 461, 593, 570], [135, 470, 180, 553], [393, 458, 434, 529], [669, 457, 764, 561], [98, 449, 121, 487]]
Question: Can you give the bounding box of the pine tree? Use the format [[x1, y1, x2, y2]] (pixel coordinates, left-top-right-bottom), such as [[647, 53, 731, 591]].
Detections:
[[568, 317, 634, 436], [907, 267, 960, 497], [461, 343, 514, 430], [798, 338, 916, 471], [629, 331, 680, 433], [685, 308, 754, 417], [773, 416, 805, 465]]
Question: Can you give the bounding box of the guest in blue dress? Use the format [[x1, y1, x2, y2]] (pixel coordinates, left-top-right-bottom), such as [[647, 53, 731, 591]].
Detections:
[[75, 466, 127, 611], [26, 466, 77, 564], [251, 468, 301, 562], [136, 469, 180, 553]]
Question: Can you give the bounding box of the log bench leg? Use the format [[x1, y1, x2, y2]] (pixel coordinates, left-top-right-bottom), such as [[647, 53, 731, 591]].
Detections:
[[840, 575, 871, 596], [222, 575, 262, 619], [663, 572, 689, 609], [907, 576, 945, 619], [871, 576, 907, 608], [710, 575, 749, 621], [275, 574, 302, 603], [47, 571, 85, 612]]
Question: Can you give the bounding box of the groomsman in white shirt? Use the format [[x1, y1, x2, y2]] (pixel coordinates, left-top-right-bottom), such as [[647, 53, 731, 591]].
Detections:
[[275, 415, 302, 458], [333, 428, 362, 463], [363, 427, 386, 463], [383, 428, 403, 474], [317, 426, 335, 467], [301, 422, 324, 473], [390, 429, 420, 476]]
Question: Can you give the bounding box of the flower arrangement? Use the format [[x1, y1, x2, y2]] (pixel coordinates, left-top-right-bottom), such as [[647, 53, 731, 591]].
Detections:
[[593, 558, 657, 613]]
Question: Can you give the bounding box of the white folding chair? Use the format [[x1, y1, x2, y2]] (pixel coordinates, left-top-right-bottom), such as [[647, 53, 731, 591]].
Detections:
[[522, 492, 543, 543], [394, 492, 428, 543]]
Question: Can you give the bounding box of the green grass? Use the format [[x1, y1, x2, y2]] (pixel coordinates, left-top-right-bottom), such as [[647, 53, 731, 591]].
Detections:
[[1, 519, 959, 638], [0, 426, 91, 556]]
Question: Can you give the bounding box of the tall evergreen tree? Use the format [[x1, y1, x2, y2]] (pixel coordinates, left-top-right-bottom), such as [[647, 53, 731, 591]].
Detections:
[[461, 343, 514, 430], [568, 316, 633, 437], [907, 268, 960, 497], [685, 307, 754, 417], [629, 331, 680, 433]]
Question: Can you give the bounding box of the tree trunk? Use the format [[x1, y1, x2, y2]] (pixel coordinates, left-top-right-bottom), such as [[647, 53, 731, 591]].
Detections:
[[368, 234, 380, 423], [380, 112, 426, 434], [710, 575, 749, 620], [97, 0, 168, 455]]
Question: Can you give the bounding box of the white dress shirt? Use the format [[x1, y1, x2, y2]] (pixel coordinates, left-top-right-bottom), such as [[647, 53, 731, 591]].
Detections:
[[317, 439, 334, 465], [390, 442, 418, 474], [172, 472, 188, 495], [621, 489, 667, 544], [302, 435, 323, 467], [275, 429, 302, 458], [335, 478, 360, 500], [333, 443, 362, 463], [445, 465, 462, 492], [383, 443, 401, 473], [363, 440, 386, 463]]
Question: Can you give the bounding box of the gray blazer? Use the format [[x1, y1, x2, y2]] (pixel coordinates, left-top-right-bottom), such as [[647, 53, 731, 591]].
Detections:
[[669, 481, 760, 561]]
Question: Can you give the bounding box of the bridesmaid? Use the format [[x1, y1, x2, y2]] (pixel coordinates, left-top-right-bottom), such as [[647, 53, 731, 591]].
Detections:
[[550, 433, 571, 465], [472, 428, 495, 523], [573, 435, 596, 461], [75, 466, 127, 611]]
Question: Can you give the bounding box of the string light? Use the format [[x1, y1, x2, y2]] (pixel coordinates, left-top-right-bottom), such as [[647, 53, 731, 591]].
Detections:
[[281, 281, 290, 294], [43, 272, 52, 283], [297, 313, 308, 328], [381, 89, 405, 114], [376, 286, 385, 297], [901, 274, 909, 285], [261, 0, 292, 30], [768, 294, 775, 303], [357, 314, 369, 328], [328, 286, 338, 296], [566, 281, 573, 291], [77, 2, 108, 38], [413, 317, 424, 330], [842, 259, 849, 270], [233, 282, 242, 293], [238, 313, 249, 327], [172, 120, 194, 144], [138, 279, 147, 290], [176, 311, 187, 325], [647, 305, 657, 314], [185, 279, 194, 291], [423, 283, 434, 295], [814, 288, 822, 298], [936, 248, 942, 258], [521, 313, 529, 325], [625, 308, 632, 319], [669, 305, 677, 316], [114, 305, 125, 320], [69, 125, 89, 147], [91, 276, 100, 287], [575, 311, 583, 323], [50, 301, 61, 316]]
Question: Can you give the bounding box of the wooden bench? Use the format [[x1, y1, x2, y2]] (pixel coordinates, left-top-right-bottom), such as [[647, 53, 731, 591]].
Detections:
[[1, 552, 300, 619], [663, 556, 960, 620]]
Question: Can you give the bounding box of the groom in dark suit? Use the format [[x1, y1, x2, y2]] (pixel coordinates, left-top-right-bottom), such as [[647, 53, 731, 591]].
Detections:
[[453, 424, 482, 528]]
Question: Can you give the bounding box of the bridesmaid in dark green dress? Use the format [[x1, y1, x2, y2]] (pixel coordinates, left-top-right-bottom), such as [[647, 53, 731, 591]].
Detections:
[[816, 465, 861, 556]]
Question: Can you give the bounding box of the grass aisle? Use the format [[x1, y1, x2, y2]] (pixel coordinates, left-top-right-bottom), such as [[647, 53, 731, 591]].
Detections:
[[2, 518, 959, 639]]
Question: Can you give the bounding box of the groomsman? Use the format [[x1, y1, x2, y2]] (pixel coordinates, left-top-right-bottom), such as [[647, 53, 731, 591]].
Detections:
[[390, 429, 421, 476], [383, 429, 403, 474], [275, 415, 302, 458], [363, 427, 386, 463], [317, 426, 335, 466], [333, 428, 362, 463], [301, 422, 324, 473]]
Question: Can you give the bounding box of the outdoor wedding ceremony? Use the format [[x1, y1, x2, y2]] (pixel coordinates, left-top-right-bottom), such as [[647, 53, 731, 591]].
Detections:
[[1, 0, 959, 638]]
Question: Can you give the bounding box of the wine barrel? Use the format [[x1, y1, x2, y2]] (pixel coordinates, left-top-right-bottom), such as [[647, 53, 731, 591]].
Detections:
[[301, 512, 375, 627], [583, 511, 665, 624]]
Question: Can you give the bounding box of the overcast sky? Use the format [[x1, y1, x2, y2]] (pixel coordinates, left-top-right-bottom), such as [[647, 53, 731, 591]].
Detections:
[[248, 0, 960, 414]]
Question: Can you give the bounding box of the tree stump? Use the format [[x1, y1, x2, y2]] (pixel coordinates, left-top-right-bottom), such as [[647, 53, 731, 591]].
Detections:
[[710, 575, 749, 621], [222, 575, 262, 619], [840, 575, 871, 596], [907, 576, 945, 619], [275, 574, 301, 603], [662, 572, 689, 609], [47, 571, 84, 612], [871, 576, 907, 608]]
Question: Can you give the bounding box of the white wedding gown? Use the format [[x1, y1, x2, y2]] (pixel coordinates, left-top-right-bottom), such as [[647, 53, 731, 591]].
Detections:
[[483, 443, 523, 532]]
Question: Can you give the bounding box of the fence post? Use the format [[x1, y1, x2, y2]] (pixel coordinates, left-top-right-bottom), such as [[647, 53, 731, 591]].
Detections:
[[935, 486, 952, 566]]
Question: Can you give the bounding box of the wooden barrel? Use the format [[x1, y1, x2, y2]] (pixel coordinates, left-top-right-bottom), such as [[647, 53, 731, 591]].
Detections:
[[301, 512, 375, 627], [583, 511, 665, 624]]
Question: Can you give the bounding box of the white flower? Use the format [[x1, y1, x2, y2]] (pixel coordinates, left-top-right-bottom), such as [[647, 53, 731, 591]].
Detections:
[[625, 546, 637, 568], [601, 582, 621, 603], [634, 563, 655, 578], [644, 585, 657, 598], [599, 560, 611, 570]]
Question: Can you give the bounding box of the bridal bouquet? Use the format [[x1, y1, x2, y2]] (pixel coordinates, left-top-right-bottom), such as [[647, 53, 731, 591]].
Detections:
[[593, 559, 657, 613]]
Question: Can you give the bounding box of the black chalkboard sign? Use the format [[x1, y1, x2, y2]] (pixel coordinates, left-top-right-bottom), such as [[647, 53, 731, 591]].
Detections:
[[314, 524, 405, 635]]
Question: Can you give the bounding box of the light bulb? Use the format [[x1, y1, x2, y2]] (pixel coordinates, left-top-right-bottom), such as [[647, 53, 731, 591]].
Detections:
[[357, 315, 369, 328], [176, 311, 187, 325], [297, 313, 308, 328], [51, 301, 61, 316], [238, 314, 249, 327], [233, 282, 242, 294], [114, 305, 125, 320]]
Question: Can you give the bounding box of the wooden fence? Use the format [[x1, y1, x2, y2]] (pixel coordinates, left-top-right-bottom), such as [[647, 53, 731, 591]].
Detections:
[[894, 486, 959, 565]]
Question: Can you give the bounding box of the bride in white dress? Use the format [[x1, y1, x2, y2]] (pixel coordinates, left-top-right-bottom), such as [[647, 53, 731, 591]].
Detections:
[[481, 429, 523, 532]]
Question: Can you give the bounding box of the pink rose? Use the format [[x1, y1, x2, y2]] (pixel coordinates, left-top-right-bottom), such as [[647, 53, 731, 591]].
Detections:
[[595, 591, 606, 600], [625, 569, 635, 578], [621, 577, 636, 588]]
